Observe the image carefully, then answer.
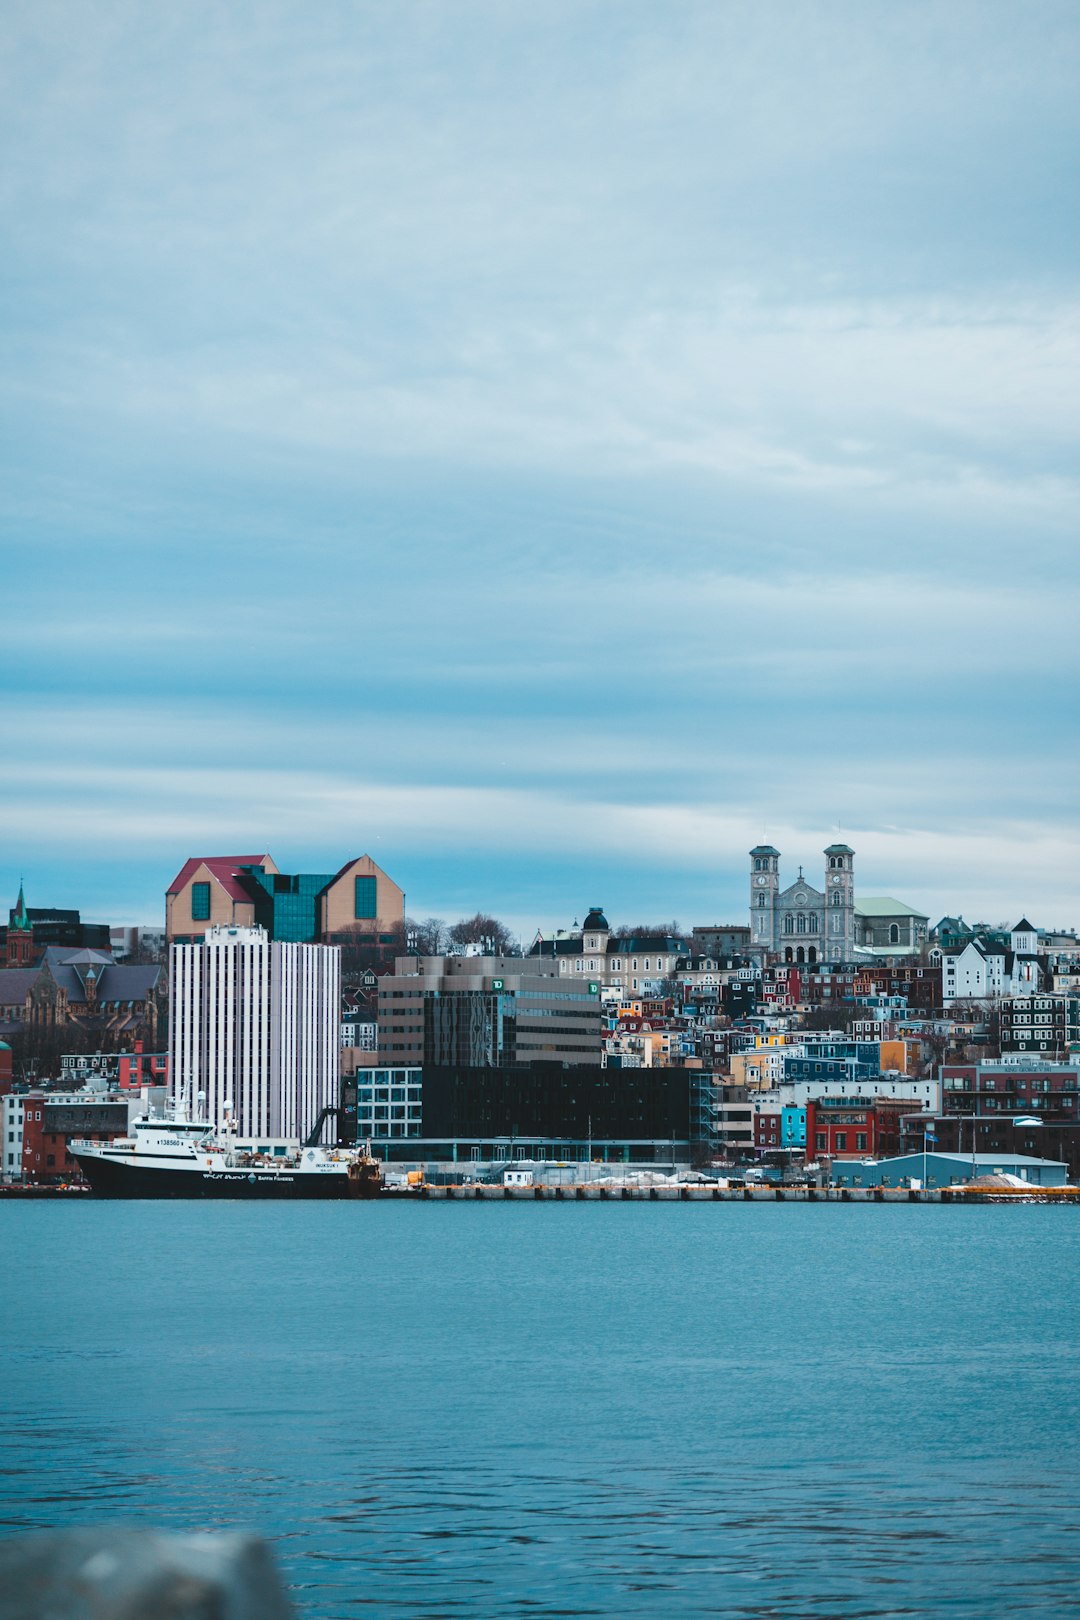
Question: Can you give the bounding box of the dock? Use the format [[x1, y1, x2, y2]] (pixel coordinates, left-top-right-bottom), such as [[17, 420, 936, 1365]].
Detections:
[[385, 1183, 1080, 1204]]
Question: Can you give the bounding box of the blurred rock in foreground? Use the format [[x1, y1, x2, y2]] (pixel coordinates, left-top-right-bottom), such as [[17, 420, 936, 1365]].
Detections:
[[0, 1528, 294, 1620]]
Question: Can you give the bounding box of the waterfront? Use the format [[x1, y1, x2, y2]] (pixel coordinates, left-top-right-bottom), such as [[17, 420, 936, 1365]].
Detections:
[[2, 1204, 1079, 1617]]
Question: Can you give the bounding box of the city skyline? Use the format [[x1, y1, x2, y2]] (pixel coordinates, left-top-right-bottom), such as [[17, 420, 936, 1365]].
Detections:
[[3, 2, 1078, 935]]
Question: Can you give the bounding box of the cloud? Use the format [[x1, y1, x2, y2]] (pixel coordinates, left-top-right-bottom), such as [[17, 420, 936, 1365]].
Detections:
[[2, 1, 1078, 933]]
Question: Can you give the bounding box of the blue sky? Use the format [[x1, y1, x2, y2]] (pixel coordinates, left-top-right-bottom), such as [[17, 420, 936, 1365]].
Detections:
[[2, 0, 1078, 937]]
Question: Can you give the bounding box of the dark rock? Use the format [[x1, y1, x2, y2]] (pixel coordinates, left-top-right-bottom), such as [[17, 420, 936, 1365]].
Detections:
[[0, 1528, 294, 1620]]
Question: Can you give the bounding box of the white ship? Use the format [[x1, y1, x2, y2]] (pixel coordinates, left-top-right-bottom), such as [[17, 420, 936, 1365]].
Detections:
[[71, 1112, 382, 1199]]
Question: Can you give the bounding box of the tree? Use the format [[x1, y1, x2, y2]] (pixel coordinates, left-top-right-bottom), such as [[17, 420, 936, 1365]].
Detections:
[[406, 917, 448, 955], [446, 913, 519, 956], [613, 921, 684, 941], [800, 1003, 861, 1032], [332, 921, 409, 982]]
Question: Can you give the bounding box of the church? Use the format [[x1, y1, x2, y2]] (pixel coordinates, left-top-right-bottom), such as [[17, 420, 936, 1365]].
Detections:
[[750, 844, 928, 963]]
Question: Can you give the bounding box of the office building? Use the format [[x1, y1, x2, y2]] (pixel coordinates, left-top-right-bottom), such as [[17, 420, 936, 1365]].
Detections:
[[378, 956, 602, 1067], [166, 853, 404, 946], [170, 926, 340, 1139]]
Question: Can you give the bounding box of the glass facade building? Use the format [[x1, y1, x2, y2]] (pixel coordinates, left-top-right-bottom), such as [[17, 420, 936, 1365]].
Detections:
[[240, 868, 336, 944]]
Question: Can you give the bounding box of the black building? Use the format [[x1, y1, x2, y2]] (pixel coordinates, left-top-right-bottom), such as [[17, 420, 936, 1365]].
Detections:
[[1, 906, 111, 958], [423, 1062, 695, 1146]]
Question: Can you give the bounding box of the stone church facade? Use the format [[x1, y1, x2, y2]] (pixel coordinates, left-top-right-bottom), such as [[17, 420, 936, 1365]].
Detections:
[[750, 843, 857, 963]]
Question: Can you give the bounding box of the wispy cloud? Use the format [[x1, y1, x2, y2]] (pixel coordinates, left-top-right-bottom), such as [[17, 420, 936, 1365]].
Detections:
[[2, 1, 1078, 933]]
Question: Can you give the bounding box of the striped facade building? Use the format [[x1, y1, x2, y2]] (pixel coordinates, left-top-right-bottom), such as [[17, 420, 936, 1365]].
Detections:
[[170, 926, 340, 1139]]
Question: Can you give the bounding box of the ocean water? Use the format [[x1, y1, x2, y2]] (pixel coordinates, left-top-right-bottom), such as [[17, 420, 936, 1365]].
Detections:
[[2, 1202, 1079, 1618]]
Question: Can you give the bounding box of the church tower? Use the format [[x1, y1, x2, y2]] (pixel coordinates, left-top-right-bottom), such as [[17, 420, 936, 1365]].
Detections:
[[750, 845, 781, 953], [6, 882, 33, 968], [823, 844, 855, 958]]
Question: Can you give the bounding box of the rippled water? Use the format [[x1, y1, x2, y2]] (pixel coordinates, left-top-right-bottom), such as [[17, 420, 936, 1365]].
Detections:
[[2, 1202, 1079, 1616]]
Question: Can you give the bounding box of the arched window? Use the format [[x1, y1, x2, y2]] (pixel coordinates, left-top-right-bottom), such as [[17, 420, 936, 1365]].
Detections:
[[889, 924, 900, 944], [784, 915, 794, 933], [754, 858, 762, 872], [808, 947, 817, 964], [796, 947, 805, 963], [808, 914, 818, 932], [831, 890, 842, 907], [785, 947, 793, 963], [796, 914, 806, 934], [757, 893, 766, 908]]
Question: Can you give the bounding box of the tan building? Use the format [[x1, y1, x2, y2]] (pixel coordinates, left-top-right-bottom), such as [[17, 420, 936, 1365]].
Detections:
[[166, 855, 278, 943], [319, 856, 405, 944], [378, 955, 602, 1068], [166, 852, 404, 945]]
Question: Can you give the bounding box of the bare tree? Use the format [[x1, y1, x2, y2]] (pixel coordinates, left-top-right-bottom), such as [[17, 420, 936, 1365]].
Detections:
[[447, 913, 519, 956], [407, 917, 448, 955], [331, 921, 409, 981], [613, 921, 684, 941]]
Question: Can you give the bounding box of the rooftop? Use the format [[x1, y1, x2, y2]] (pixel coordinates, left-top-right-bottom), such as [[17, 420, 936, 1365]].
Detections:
[[855, 897, 929, 919]]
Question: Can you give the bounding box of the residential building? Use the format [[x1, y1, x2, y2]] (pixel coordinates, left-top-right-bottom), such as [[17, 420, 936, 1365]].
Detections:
[[20, 1092, 135, 1184], [2, 1091, 24, 1179], [933, 920, 1043, 1005], [852, 963, 943, 1013], [170, 926, 340, 1139], [806, 1096, 921, 1161], [760, 1075, 941, 1113], [1000, 995, 1080, 1059], [58, 1042, 169, 1091]]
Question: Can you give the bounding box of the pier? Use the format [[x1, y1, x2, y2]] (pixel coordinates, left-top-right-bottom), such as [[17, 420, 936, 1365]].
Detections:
[[391, 1183, 1080, 1204]]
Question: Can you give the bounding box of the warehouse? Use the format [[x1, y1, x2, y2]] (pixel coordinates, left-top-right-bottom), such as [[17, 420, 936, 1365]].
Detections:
[[831, 1152, 1068, 1190]]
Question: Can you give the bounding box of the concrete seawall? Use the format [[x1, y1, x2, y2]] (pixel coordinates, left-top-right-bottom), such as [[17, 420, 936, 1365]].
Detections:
[[390, 1183, 1066, 1203]]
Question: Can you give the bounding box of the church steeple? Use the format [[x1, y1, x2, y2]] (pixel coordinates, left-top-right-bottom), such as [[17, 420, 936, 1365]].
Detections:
[[7, 880, 34, 967]]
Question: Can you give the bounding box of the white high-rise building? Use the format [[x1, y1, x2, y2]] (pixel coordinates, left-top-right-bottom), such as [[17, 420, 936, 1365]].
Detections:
[[169, 926, 340, 1139]]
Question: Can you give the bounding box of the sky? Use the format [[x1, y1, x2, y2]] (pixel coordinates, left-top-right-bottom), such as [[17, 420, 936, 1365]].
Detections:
[[2, 0, 1078, 938]]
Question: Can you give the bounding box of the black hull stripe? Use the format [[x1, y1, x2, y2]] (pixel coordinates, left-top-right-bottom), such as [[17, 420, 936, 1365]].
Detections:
[[73, 1154, 353, 1200]]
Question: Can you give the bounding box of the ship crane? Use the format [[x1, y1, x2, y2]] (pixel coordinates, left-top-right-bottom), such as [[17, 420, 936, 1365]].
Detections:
[[304, 1106, 339, 1148]]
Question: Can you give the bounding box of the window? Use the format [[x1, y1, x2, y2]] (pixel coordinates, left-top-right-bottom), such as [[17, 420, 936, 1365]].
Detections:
[[889, 924, 900, 944], [856, 1133, 867, 1151], [191, 882, 211, 921], [835, 1133, 847, 1151], [354, 876, 377, 919]]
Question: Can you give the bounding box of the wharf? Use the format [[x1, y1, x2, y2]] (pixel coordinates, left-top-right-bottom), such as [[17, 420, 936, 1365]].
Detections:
[[389, 1183, 1079, 1204]]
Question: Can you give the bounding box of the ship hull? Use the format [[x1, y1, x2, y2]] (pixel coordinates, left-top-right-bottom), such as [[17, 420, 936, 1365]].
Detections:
[[73, 1152, 356, 1200]]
